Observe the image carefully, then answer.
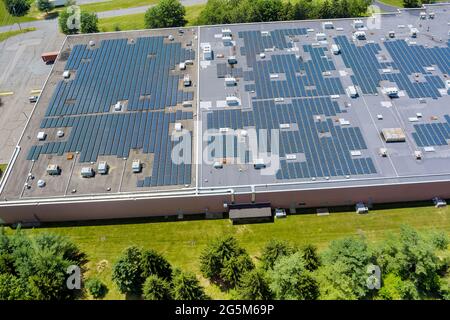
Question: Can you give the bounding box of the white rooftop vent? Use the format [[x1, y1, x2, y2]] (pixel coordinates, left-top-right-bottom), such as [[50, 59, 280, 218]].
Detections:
[[37, 179, 46, 188], [240, 130, 248, 137], [56, 130, 64, 138], [219, 127, 229, 133], [174, 123, 183, 132], [414, 150, 423, 159], [63, 70, 70, 79], [379, 148, 388, 157], [339, 118, 350, 125], [260, 53, 266, 59], [347, 86, 358, 98], [410, 28, 418, 38], [377, 114, 383, 120], [388, 31, 395, 38], [228, 56, 237, 64], [183, 75, 191, 87], [114, 102, 122, 112], [222, 28, 232, 37], [385, 87, 399, 98], [185, 59, 194, 65], [286, 154, 297, 160], [350, 150, 362, 156], [213, 161, 223, 169], [98, 161, 109, 174], [89, 40, 95, 47], [179, 62, 186, 70], [182, 101, 192, 108], [279, 123, 290, 129], [37, 132, 46, 141], [132, 160, 142, 173], [168, 35, 174, 41], [420, 12, 427, 19], [424, 146, 435, 152]]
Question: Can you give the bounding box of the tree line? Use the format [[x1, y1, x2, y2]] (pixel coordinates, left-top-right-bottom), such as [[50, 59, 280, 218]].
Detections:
[[2, 224, 447, 300]]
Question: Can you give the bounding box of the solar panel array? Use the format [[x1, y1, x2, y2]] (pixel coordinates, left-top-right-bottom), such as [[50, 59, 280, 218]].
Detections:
[[334, 36, 449, 99], [412, 115, 450, 147], [27, 36, 195, 187], [203, 28, 377, 180]]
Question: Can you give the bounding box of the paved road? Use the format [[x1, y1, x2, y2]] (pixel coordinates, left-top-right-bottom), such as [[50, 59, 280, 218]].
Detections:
[[372, 0, 400, 13]]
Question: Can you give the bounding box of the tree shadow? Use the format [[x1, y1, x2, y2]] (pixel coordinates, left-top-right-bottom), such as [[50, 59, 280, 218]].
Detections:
[[44, 12, 60, 20]]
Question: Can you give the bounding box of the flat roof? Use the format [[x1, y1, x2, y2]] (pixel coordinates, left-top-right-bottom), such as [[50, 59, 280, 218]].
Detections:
[[1, 4, 450, 203]]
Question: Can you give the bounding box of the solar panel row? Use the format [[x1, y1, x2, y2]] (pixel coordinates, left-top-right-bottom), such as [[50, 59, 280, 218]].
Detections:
[[412, 115, 450, 147]]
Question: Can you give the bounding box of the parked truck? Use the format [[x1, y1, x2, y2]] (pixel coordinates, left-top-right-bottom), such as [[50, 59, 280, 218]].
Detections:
[[41, 52, 59, 64]]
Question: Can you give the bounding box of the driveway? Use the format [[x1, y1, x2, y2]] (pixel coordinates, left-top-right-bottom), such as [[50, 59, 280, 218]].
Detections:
[[372, 0, 400, 13]]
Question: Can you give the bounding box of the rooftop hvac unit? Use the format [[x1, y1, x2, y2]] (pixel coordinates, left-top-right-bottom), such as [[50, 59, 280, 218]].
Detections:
[[81, 167, 95, 178], [183, 75, 191, 87], [46, 164, 60, 175], [279, 123, 290, 129], [353, 20, 364, 29], [385, 87, 399, 98], [350, 150, 362, 156], [226, 96, 239, 106], [37, 131, 46, 141], [179, 62, 186, 70], [114, 102, 122, 112], [174, 123, 183, 132], [316, 33, 326, 41], [388, 31, 395, 38], [275, 208, 287, 218], [97, 161, 109, 174], [132, 160, 142, 173], [353, 31, 366, 40], [63, 70, 70, 79], [222, 28, 232, 37], [414, 150, 423, 160], [222, 35, 232, 46], [323, 21, 334, 30], [420, 12, 426, 19], [219, 127, 229, 133], [424, 146, 435, 152], [355, 202, 368, 214], [253, 159, 266, 169], [382, 128, 406, 142], [227, 56, 237, 65], [331, 44, 340, 55], [410, 28, 418, 38], [213, 161, 223, 169], [203, 44, 213, 60], [432, 197, 446, 208], [377, 114, 383, 120], [225, 77, 236, 86], [347, 86, 358, 98], [429, 12, 435, 19]]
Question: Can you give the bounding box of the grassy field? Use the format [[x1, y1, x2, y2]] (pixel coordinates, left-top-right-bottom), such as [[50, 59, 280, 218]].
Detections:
[[14, 204, 450, 299], [0, 27, 36, 42], [80, 0, 159, 13], [98, 4, 205, 31]]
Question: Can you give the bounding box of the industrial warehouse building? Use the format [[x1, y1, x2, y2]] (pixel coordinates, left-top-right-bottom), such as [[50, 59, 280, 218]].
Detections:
[[0, 5, 450, 224]]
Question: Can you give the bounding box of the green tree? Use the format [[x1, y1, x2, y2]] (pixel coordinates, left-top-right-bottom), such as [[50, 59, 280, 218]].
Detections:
[[141, 249, 173, 281], [144, 0, 187, 29], [237, 269, 273, 300], [429, 230, 449, 251], [269, 252, 319, 300], [85, 278, 108, 299], [403, 0, 420, 8], [200, 235, 246, 280], [142, 275, 172, 300], [292, 0, 315, 20], [319, 0, 332, 19], [220, 253, 255, 288], [172, 270, 208, 300], [5, 0, 30, 17], [58, 5, 80, 35], [318, 237, 373, 299], [0, 274, 29, 300], [80, 11, 99, 34], [36, 0, 54, 14], [260, 239, 296, 270], [112, 246, 145, 297], [377, 273, 419, 300], [300, 244, 321, 272]]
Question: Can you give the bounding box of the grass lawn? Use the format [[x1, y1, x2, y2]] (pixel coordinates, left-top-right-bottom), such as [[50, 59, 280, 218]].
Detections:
[[98, 4, 206, 31], [0, 27, 36, 42], [80, 0, 159, 13], [14, 204, 450, 299]]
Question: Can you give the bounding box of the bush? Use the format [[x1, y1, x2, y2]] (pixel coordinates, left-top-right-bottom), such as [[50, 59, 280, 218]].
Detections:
[[85, 278, 108, 299]]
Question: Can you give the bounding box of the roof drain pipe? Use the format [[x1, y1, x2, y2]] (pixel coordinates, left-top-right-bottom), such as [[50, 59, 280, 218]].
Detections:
[[251, 185, 256, 203], [230, 189, 235, 204]]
